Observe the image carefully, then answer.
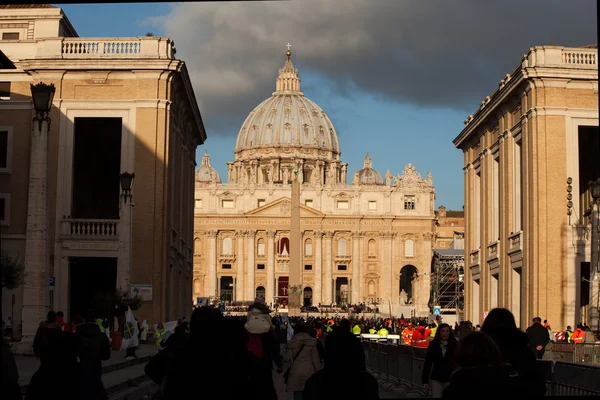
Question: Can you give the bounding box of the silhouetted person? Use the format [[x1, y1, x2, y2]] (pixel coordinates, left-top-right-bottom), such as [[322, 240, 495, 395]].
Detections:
[[2, 340, 21, 400], [422, 323, 457, 397], [526, 317, 550, 360], [303, 327, 379, 400], [32, 311, 63, 363], [75, 310, 111, 400], [483, 308, 545, 396]]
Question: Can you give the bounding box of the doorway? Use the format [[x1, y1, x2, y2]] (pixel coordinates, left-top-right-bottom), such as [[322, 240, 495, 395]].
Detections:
[[335, 277, 349, 305], [69, 257, 117, 320], [303, 287, 313, 306], [400, 265, 418, 301], [72, 117, 122, 219], [219, 276, 233, 304]]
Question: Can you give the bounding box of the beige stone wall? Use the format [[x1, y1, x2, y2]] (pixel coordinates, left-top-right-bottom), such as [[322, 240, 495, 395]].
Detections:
[[0, 26, 204, 329], [454, 45, 598, 329]]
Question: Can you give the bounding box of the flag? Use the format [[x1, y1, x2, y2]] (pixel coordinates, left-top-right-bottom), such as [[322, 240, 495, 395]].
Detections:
[[120, 307, 139, 351]]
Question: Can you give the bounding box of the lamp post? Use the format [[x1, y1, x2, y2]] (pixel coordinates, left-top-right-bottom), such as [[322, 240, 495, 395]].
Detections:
[[118, 172, 135, 294], [21, 82, 55, 343], [588, 178, 600, 333]]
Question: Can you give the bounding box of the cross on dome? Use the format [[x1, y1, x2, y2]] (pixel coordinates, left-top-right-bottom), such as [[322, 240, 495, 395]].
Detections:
[[275, 43, 302, 94]]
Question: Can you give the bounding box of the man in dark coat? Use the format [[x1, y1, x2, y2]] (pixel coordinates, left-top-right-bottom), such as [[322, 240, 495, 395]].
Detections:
[[526, 317, 550, 360]]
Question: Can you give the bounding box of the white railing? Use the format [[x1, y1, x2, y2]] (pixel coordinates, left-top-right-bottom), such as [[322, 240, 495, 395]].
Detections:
[[32, 37, 176, 60], [562, 50, 597, 66], [61, 218, 119, 238], [63, 40, 141, 56]]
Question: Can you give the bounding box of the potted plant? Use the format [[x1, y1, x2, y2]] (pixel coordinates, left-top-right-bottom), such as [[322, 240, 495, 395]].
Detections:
[[96, 289, 142, 350]]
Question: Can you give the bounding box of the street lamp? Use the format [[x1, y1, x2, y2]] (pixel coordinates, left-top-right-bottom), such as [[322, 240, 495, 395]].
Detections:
[[30, 82, 55, 132], [588, 178, 600, 332], [120, 172, 135, 203]]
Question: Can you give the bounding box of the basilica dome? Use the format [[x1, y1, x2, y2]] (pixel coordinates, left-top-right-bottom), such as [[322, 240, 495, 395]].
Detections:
[[234, 49, 340, 159], [353, 153, 384, 185], [195, 150, 221, 183]]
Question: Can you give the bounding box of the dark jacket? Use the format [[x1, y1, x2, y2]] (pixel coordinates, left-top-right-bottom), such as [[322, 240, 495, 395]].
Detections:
[[485, 327, 546, 396], [75, 323, 111, 379], [304, 369, 380, 400], [32, 322, 63, 361], [422, 338, 457, 384], [443, 363, 529, 398], [526, 323, 550, 349], [1, 344, 21, 400]]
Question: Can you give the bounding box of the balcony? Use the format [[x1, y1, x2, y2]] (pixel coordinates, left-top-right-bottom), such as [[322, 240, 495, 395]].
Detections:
[[487, 241, 499, 262], [218, 253, 236, 263], [507, 231, 523, 254], [469, 249, 480, 268], [60, 218, 119, 239]]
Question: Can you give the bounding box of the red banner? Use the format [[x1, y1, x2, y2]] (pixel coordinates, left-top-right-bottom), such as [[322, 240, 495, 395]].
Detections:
[[277, 276, 289, 297]]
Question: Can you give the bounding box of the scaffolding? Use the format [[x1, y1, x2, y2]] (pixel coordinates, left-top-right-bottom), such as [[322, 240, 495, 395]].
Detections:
[[432, 248, 465, 317]]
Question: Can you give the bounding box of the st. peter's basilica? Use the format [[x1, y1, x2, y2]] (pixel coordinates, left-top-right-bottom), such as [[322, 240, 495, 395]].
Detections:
[[193, 48, 437, 316]]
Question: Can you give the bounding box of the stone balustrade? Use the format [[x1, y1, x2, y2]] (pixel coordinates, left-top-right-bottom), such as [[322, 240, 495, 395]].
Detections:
[[33, 37, 176, 60], [60, 218, 119, 239]]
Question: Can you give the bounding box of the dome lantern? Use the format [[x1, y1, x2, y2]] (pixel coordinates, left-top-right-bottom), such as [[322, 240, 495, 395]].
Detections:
[[275, 43, 302, 95]]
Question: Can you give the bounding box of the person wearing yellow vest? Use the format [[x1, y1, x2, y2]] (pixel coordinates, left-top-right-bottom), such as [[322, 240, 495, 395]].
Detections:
[[95, 317, 107, 334], [565, 326, 573, 343], [155, 322, 168, 351], [369, 327, 377, 334], [429, 321, 438, 339], [352, 324, 362, 335], [377, 327, 389, 338]]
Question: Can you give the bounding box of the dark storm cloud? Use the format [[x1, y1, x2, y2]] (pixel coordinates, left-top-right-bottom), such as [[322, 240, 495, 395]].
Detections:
[[147, 0, 597, 135]]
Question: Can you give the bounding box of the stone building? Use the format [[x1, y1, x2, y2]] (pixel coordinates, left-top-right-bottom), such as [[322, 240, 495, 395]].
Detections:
[[193, 49, 437, 316], [453, 44, 598, 329], [435, 205, 464, 250], [0, 4, 205, 344]]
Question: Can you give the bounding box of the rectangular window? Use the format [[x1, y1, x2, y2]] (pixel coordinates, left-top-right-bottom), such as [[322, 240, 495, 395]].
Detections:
[[257, 264, 265, 270], [257, 199, 266, 207], [222, 264, 232, 269], [0, 82, 10, 100], [222, 199, 234, 208], [257, 242, 265, 256], [0, 197, 5, 222], [337, 200, 349, 210], [404, 196, 415, 210], [492, 154, 500, 241], [195, 199, 203, 208], [2, 32, 19, 40], [513, 139, 523, 232], [0, 129, 9, 170], [305, 199, 313, 207], [304, 264, 313, 270], [474, 170, 481, 248], [304, 241, 312, 256], [368, 200, 377, 210], [337, 265, 347, 271]]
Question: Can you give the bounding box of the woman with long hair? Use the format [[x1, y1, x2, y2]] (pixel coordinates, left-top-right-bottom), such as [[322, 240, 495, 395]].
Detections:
[[422, 323, 457, 397]]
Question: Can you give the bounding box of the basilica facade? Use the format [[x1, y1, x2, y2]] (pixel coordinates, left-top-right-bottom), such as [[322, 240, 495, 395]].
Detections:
[[193, 50, 437, 316]]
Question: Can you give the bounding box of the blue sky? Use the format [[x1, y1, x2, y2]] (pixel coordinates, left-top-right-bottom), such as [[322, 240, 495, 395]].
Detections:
[[54, 1, 597, 211]]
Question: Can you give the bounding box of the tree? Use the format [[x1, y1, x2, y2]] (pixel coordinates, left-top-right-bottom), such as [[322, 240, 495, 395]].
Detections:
[[1, 251, 25, 289]]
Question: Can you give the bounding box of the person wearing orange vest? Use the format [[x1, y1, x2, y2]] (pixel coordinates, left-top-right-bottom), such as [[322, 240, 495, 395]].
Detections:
[[410, 324, 429, 348], [571, 324, 585, 344], [402, 323, 414, 345]]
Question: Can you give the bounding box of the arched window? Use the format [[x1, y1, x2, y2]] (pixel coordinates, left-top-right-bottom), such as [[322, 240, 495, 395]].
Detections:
[[337, 238, 347, 256], [222, 237, 233, 255], [404, 239, 414, 258], [304, 239, 313, 256], [194, 238, 201, 255], [368, 280, 376, 296], [368, 239, 376, 257], [257, 238, 265, 256], [279, 238, 290, 255]]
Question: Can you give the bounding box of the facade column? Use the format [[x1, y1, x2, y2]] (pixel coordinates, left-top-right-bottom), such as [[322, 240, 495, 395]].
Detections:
[[314, 231, 323, 305], [266, 230, 276, 304], [380, 232, 393, 309], [351, 232, 362, 304], [206, 230, 218, 299], [236, 231, 245, 302], [323, 231, 333, 304], [246, 230, 256, 300], [21, 120, 50, 340]]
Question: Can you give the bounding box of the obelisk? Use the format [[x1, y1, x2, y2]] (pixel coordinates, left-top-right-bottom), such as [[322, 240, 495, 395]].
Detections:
[[288, 166, 302, 315]]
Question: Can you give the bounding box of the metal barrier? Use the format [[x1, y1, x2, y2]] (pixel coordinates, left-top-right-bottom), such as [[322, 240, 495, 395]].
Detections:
[[364, 342, 600, 397], [543, 343, 600, 366]]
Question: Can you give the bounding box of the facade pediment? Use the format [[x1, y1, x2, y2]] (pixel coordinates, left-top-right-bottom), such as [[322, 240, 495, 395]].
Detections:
[[217, 190, 239, 200], [246, 197, 325, 217]]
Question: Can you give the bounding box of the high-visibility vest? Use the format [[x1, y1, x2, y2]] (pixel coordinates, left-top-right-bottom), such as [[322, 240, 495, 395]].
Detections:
[[566, 330, 573, 343], [95, 318, 106, 333], [352, 325, 362, 335], [155, 329, 167, 347], [378, 328, 389, 338], [402, 328, 413, 345], [571, 329, 584, 344]]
